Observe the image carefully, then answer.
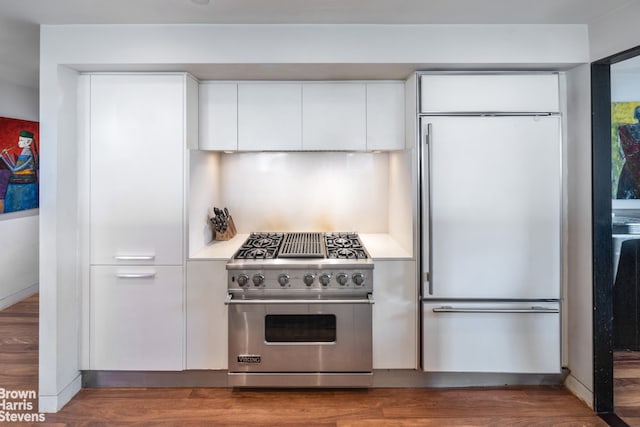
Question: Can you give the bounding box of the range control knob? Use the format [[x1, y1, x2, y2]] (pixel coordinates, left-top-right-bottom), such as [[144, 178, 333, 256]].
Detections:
[[278, 273, 290, 287], [319, 273, 332, 287], [336, 273, 349, 286], [352, 272, 365, 287], [303, 273, 316, 286], [252, 273, 265, 287], [237, 273, 249, 287]]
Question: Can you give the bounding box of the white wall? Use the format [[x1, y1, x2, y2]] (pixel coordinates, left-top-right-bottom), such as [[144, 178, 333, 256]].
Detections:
[[219, 152, 389, 233], [0, 81, 39, 309], [590, 2, 640, 61], [38, 64, 82, 412], [611, 67, 640, 102], [39, 23, 591, 412], [188, 150, 222, 256], [563, 63, 594, 408]]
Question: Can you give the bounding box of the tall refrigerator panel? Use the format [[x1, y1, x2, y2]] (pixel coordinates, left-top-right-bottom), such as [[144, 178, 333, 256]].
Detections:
[[420, 115, 561, 300]]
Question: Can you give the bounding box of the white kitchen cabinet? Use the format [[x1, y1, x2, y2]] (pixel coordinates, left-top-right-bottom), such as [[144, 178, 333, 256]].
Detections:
[[302, 83, 367, 150], [366, 83, 405, 150], [420, 74, 560, 113], [373, 260, 417, 369], [186, 260, 228, 369], [199, 82, 238, 151], [90, 265, 184, 370], [422, 301, 561, 373], [90, 73, 186, 265], [238, 83, 302, 151]]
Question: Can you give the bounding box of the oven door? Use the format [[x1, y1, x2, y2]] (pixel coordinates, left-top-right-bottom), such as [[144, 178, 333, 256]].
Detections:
[[226, 294, 373, 373]]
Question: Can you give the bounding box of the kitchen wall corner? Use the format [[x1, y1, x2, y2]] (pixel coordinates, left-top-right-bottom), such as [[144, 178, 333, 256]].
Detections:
[[188, 150, 222, 256]]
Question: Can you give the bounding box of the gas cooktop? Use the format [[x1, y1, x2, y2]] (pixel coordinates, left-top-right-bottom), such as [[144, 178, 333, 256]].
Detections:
[[226, 232, 373, 293], [232, 232, 370, 261]]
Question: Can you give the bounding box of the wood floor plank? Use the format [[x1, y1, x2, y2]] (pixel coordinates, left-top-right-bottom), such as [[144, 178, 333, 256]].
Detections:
[[0, 294, 608, 426], [338, 418, 608, 427], [615, 350, 640, 424]]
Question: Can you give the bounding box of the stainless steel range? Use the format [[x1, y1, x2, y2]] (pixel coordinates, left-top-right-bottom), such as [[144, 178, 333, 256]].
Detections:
[[225, 231, 374, 387]]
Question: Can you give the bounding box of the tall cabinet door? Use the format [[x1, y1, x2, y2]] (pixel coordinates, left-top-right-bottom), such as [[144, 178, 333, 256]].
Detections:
[[90, 74, 184, 265], [422, 116, 561, 299]]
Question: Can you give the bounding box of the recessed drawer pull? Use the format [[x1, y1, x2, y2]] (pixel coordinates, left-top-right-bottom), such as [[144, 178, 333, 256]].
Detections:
[[432, 306, 559, 314], [114, 255, 156, 261], [115, 273, 157, 279]]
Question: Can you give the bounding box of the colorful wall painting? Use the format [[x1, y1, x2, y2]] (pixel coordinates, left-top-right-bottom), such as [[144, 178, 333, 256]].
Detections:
[[0, 117, 39, 213]]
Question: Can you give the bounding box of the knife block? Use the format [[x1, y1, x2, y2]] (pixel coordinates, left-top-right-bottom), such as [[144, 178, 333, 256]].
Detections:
[[213, 216, 237, 241]]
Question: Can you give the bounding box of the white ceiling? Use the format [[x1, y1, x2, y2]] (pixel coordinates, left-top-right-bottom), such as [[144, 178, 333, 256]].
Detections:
[[0, 0, 638, 88]]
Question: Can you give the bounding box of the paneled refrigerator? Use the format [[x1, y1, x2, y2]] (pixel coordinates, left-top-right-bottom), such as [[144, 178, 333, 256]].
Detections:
[[419, 74, 562, 374]]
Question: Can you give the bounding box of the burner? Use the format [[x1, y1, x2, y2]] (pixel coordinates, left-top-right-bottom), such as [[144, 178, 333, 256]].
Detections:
[[333, 237, 353, 248], [234, 232, 284, 259], [255, 238, 276, 247], [328, 247, 368, 259], [324, 232, 368, 260]]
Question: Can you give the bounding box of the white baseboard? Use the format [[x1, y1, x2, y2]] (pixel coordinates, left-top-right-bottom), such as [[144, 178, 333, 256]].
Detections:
[[564, 373, 594, 409], [38, 373, 82, 413], [0, 283, 38, 311]]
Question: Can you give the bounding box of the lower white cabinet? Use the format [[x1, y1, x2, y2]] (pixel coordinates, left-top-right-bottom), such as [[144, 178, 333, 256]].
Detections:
[[422, 301, 560, 373], [186, 260, 228, 369], [90, 265, 184, 370], [373, 260, 417, 369]]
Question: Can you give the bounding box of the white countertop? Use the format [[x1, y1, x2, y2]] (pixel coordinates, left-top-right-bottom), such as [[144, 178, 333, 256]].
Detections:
[[189, 232, 412, 261], [190, 233, 250, 260], [359, 233, 413, 260]]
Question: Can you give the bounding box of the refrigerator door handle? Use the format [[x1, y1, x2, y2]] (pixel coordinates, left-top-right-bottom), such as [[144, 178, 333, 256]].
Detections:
[[421, 120, 433, 296], [431, 305, 560, 314]]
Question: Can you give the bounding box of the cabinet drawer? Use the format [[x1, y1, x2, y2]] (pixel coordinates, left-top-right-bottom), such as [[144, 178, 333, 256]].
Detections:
[[90, 265, 184, 370], [422, 302, 560, 374], [420, 74, 559, 113]]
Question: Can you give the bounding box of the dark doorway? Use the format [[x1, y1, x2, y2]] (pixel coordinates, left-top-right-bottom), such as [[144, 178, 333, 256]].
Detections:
[[592, 44, 640, 417]]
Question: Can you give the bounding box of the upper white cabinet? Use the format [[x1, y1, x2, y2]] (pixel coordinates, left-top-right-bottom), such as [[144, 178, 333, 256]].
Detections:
[[199, 82, 238, 151], [366, 82, 405, 151], [420, 74, 560, 113], [90, 74, 186, 265], [198, 80, 405, 151], [238, 83, 303, 151], [303, 83, 367, 151]]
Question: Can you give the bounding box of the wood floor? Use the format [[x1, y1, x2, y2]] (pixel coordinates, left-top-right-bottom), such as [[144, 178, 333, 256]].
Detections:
[[1, 294, 608, 426], [615, 351, 640, 426]]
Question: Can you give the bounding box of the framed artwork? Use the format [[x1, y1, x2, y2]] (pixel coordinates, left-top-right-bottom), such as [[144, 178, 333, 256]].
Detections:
[[612, 102, 640, 199], [0, 117, 39, 213]]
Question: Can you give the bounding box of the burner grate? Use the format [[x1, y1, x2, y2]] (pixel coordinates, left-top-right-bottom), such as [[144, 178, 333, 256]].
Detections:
[[279, 232, 324, 258], [234, 232, 284, 259], [325, 232, 368, 259]]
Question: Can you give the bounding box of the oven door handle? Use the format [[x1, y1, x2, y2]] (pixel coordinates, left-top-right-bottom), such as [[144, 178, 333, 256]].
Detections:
[[224, 293, 374, 305]]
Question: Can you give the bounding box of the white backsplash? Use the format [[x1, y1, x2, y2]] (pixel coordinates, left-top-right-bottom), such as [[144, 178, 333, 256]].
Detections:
[[220, 152, 390, 233]]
